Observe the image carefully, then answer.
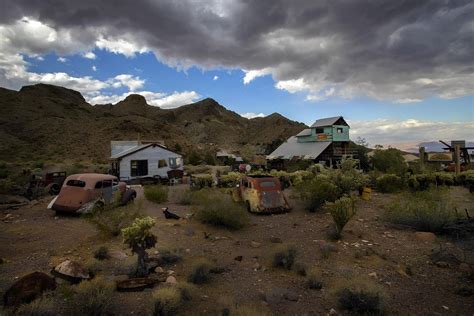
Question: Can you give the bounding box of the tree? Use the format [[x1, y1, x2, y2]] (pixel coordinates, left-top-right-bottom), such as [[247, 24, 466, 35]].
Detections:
[[122, 217, 157, 277], [187, 151, 201, 165], [371, 147, 406, 175], [204, 152, 216, 165], [174, 143, 182, 153]]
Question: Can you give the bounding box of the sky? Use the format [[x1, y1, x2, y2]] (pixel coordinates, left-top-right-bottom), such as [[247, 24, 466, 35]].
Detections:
[[0, 0, 472, 150]]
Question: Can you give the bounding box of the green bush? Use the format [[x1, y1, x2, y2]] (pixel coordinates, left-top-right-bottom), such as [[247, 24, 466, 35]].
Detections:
[[94, 246, 109, 260], [219, 172, 243, 187], [152, 287, 183, 316], [87, 200, 144, 237], [456, 170, 474, 185], [193, 189, 248, 230], [272, 244, 297, 270], [295, 176, 339, 212], [376, 174, 404, 193], [325, 196, 357, 239], [144, 185, 168, 203], [192, 174, 213, 189], [371, 147, 407, 175], [408, 173, 436, 191], [336, 282, 386, 315], [434, 172, 455, 186], [383, 188, 457, 232], [70, 277, 115, 316], [306, 268, 323, 290], [187, 259, 213, 284]]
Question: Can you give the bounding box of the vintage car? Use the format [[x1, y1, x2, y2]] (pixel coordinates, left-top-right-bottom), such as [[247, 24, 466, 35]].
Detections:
[[48, 173, 136, 213], [232, 175, 291, 213]]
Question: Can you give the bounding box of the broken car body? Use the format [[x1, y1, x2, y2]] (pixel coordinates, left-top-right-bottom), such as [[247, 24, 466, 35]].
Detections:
[[48, 173, 136, 213], [233, 175, 291, 213]]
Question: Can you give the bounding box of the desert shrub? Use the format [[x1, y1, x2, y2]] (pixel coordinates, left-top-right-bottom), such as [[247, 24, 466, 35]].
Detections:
[[144, 185, 168, 203], [325, 196, 357, 239], [204, 152, 216, 165], [87, 200, 144, 237], [219, 172, 243, 187], [384, 188, 457, 232], [193, 189, 249, 230], [0, 178, 13, 194], [152, 287, 182, 316], [122, 216, 157, 277], [272, 244, 297, 270], [191, 174, 213, 189], [187, 259, 213, 284], [408, 173, 436, 191], [70, 277, 115, 316], [31, 160, 44, 169], [294, 262, 307, 276], [371, 147, 407, 175], [376, 174, 404, 193], [175, 282, 196, 301], [187, 151, 202, 165], [335, 279, 386, 315], [94, 246, 109, 260], [158, 248, 183, 265], [228, 304, 271, 316], [295, 176, 339, 212], [434, 172, 455, 186], [325, 159, 369, 194], [456, 170, 474, 185], [16, 294, 59, 316], [306, 268, 323, 290]]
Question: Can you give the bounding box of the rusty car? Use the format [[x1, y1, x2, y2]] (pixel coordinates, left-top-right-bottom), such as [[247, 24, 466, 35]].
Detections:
[[47, 173, 136, 214], [232, 175, 291, 213], [25, 171, 67, 200]]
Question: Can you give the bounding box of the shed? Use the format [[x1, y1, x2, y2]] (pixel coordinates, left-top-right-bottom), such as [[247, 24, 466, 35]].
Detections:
[[110, 141, 183, 181]]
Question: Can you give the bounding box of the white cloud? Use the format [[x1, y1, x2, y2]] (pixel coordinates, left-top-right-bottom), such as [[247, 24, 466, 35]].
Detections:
[[240, 112, 266, 119], [83, 51, 96, 59], [243, 68, 271, 84], [213, 75, 219, 80], [395, 98, 422, 104], [57, 57, 67, 63], [36, 56, 44, 61], [349, 118, 474, 148], [95, 36, 148, 58], [92, 65, 97, 71], [111, 74, 145, 91], [275, 78, 310, 93]]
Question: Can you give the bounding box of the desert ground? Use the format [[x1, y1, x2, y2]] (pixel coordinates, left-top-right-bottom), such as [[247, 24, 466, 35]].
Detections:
[[1, 185, 473, 315]]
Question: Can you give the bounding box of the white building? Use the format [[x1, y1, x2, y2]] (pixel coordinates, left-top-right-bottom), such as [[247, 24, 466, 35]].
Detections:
[[110, 141, 183, 181]]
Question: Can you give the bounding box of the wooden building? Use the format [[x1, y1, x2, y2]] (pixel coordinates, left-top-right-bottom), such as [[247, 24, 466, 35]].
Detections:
[[266, 116, 352, 169]]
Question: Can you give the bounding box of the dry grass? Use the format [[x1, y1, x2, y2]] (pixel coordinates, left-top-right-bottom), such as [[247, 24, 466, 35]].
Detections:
[[187, 258, 214, 284], [69, 276, 115, 315], [272, 244, 297, 270], [144, 185, 169, 203]]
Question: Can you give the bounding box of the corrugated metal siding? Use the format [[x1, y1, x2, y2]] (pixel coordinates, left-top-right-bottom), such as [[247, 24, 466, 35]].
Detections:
[[118, 146, 183, 180]]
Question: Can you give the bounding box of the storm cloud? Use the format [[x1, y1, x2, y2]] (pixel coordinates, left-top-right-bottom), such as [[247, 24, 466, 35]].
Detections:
[[0, 0, 473, 102]]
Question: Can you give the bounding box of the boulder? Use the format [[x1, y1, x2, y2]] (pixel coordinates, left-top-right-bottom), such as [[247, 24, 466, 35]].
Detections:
[[3, 272, 56, 308], [52, 260, 90, 282], [166, 276, 177, 284], [250, 241, 262, 248], [415, 232, 437, 243]]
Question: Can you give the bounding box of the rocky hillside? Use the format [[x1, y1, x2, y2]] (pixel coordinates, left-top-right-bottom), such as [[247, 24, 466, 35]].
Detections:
[[0, 84, 306, 162]]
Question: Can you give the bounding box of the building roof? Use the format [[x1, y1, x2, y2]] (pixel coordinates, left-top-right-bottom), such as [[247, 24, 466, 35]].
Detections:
[[267, 136, 332, 160], [110, 143, 180, 159], [295, 128, 312, 137], [311, 116, 348, 128]]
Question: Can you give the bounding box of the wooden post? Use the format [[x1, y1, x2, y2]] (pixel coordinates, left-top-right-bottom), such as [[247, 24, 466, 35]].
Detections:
[[419, 146, 425, 172], [454, 145, 461, 175]]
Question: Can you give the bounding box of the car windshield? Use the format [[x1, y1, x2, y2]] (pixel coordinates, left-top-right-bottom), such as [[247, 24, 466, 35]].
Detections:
[[259, 181, 276, 188], [66, 179, 86, 187]]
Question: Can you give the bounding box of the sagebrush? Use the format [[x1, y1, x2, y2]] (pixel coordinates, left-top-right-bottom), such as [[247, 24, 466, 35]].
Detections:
[[144, 185, 168, 203]]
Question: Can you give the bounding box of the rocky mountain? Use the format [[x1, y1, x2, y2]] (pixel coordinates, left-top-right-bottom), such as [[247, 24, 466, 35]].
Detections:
[[0, 84, 306, 162]]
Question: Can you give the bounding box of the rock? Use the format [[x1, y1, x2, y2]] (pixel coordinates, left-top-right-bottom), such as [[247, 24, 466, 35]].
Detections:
[[383, 231, 395, 239], [270, 237, 283, 243], [253, 262, 262, 271], [329, 308, 338, 315], [415, 232, 437, 243], [4, 272, 56, 308], [167, 270, 175, 275], [250, 241, 262, 248], [52, 260, 90, 282], [109, 250, 128, 260], [435, 261, 449, 268], [155, 267, 164, 273], [166, 276, 177, 284], [234, 255, 243, 262], [368, 272, 377, 278], [264, 288, 298, 304]]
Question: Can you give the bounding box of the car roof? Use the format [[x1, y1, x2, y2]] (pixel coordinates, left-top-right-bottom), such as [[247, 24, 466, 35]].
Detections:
[[65, 173, 117, 182]]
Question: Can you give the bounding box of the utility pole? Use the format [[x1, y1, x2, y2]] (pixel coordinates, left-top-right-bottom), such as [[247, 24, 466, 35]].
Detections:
[[419, 146, 425, 172], [454, 145, 461, 175]]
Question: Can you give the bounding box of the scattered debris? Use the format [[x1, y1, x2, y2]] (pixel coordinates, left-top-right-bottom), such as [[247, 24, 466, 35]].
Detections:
[[3, 272, 56, 308], [116, 278, 158, 292]]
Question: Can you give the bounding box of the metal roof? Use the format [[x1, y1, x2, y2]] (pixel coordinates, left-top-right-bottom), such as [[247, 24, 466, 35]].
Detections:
[[110, 144, 152, 159], [266, 136, 331, 160], [295, 128, 312, 137], [310, 116, 344, 128]]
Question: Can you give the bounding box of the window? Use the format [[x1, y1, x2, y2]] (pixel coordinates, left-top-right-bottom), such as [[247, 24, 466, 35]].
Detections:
[[94, 181, 103, 189], [169, 157, 182, 169], [158, 159, 168, 168], [316, 128, 324, 134], [131, 160, 148, 177], [66, 180, 86, 187], [260, 181, 276, 188], [337, 127, 343, 133], [102, 180, 112, 188]]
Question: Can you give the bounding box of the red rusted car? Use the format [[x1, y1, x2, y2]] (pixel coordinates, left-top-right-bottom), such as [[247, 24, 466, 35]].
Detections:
[[48, 173, 136, 214], [232, 175, 291, 213]]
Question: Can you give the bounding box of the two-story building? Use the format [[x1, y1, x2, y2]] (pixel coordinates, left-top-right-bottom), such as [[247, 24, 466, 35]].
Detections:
[[266, 116, 351, 169]]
